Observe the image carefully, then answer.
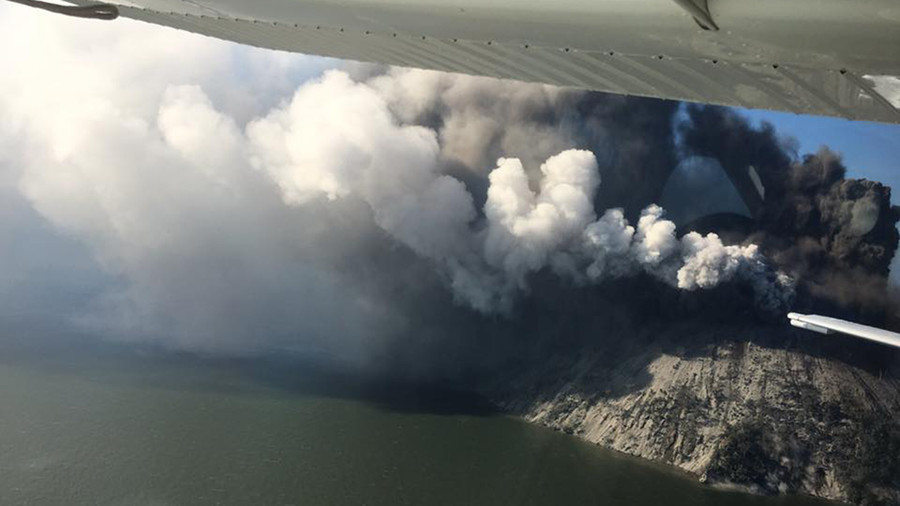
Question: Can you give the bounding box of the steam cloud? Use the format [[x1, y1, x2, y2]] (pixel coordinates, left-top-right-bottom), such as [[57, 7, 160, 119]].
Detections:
[[0, 5, 895, 361], [243, 71, 792, 313]]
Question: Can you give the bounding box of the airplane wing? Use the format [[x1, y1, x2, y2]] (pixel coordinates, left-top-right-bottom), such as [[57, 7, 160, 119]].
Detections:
[[788, 312, 900, 349], [49, 0, 900, 124]]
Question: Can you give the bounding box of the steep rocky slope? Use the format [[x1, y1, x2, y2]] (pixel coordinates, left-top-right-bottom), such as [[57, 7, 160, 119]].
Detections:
[[485, 324, 900, 504]]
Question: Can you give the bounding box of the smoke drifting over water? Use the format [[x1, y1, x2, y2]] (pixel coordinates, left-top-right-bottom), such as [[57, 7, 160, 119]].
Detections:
[[0, 8, 897, 367]]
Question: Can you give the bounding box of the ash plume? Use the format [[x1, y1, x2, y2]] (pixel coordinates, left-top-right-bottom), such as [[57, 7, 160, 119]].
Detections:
[[367, 67, 679, 216], [0, 6, 897, 364], [249, 71, 792, 314], [679, 105, 900, 317]]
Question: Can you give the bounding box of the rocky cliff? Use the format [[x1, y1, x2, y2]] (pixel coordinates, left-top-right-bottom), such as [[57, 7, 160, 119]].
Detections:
[[484, 323, 900, 505]]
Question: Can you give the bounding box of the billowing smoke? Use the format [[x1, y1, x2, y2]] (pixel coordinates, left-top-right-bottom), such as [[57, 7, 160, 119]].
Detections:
[[243, 72, 791, 313], [679, 105, 900, 316], [365, 66, 680, 216], [0, 4, 895, 368]]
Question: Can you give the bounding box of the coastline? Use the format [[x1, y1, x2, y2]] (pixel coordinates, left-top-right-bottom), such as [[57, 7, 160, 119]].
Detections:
[[483, 325, 900, 505]]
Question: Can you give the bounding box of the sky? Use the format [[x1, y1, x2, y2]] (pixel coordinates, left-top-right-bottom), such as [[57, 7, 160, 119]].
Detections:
[[1, 3, 899, 358], [739, 108, 900, 191]]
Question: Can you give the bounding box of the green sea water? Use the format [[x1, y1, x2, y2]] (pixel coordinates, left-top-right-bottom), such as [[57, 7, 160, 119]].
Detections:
[[0, 345, 835, 506]]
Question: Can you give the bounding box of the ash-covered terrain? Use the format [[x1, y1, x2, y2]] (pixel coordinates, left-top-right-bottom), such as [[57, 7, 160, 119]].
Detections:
[[481, 285, 900, 505]]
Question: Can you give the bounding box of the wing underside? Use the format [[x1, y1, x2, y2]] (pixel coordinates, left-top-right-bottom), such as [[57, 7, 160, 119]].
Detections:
[[64, 0, 900, 123]]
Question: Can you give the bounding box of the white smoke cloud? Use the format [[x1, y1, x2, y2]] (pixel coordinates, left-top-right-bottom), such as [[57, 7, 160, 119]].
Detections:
[[678, 233, 753, 289], [0, 4, 791, 357], [582, 209, 635, 280], [473, 152, 790, 311], [0, 5, 403, 359], [247, 71, 476, 258], [246, 70, 494, 311], [633, 205, 680, 268], [483, 150, 599, 286]]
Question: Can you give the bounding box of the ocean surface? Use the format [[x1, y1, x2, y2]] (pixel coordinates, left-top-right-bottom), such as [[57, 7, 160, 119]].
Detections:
[[0, 343, 834, 506]]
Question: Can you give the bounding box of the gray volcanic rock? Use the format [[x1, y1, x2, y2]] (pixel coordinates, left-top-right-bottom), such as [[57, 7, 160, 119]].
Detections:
[[484, 324, 900, 505]]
